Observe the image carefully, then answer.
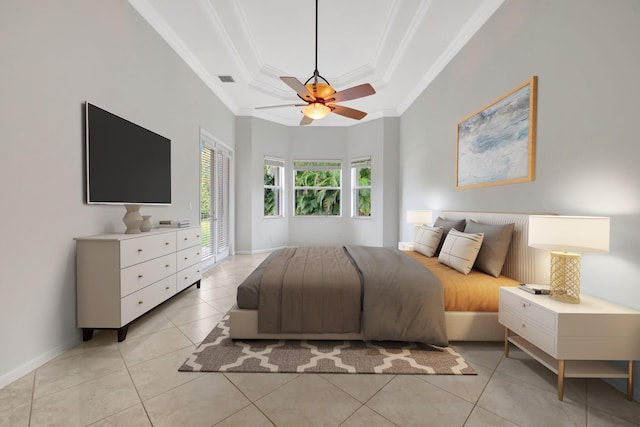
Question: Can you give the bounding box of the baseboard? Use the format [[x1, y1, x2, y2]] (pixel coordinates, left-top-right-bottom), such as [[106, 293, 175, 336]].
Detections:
[[0, 333, 82, 389]]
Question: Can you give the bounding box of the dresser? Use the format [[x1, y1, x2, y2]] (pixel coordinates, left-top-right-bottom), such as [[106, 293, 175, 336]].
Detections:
[[499, 286, 640, 400], [75, 227, 202, 341]]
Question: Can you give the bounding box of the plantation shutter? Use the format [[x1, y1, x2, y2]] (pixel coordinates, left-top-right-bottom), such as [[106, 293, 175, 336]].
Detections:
[[350, 156, 371, 169], [200, 144, 213, 256], [216, 150, 230, 254], [265, 157, 285, 168]]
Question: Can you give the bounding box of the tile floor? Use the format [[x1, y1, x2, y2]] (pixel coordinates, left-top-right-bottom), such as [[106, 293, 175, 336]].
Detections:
[[1, 253, 640, 426]]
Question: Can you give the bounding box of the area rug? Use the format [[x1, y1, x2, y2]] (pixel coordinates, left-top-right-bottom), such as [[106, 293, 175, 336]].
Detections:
[[179, 314, 475, 375]]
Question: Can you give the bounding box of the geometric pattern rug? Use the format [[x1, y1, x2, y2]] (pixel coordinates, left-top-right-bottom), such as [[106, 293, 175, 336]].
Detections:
[[179, 314, 476, 375]]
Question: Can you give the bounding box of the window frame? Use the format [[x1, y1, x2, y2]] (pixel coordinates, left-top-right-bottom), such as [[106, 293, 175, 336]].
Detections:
[[263, 156, 285, 218], [292, 160, 342, 217], [351, 156, 372, 218]]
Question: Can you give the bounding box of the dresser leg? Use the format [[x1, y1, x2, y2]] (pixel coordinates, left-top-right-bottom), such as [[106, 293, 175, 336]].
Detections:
[[628, 360, 634, 401], [117, 325, 129, 342], [82, 328, 94, 342], [558, 360, 565, 401]]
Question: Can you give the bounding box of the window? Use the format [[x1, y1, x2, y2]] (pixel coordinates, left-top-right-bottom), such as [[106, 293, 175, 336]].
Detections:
[[293, 160, 342, 216], [264, 157, 285, 217], [351, 157, 371, 217]]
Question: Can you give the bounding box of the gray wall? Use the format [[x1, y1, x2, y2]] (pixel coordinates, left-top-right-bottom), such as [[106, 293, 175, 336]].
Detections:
[[399, 0, 640, 396], [0, 0, 235, 386]]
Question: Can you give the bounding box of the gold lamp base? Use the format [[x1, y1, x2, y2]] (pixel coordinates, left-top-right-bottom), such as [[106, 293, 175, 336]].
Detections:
[[549, 251, 581, 303]]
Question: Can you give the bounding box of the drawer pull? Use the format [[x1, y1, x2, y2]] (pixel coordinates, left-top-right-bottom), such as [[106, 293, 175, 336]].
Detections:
[[184, 237, 188, 241], [138, 274, 143, 279], [137, 249, 143, 253], [521, 303, 527, 309], [184, 257, 188, 260], [165, 264, 170, 268], [165, 242, 170, 246], [184, 276, 188, 280], [521, 323, 526, 328], [165, 286, 170, 290], [138, 300, 144, 305]]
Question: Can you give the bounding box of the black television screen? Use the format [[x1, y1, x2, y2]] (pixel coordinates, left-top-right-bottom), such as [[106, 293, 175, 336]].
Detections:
[[86, 103, 171, 205]]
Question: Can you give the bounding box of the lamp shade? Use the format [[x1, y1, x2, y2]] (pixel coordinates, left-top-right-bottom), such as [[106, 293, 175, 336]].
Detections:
[[302, 103, 331, 120], [406, 210, 433, 225], [528, 215, 610, 253]]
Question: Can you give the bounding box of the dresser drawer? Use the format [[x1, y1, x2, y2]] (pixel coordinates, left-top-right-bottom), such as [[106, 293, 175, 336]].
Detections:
[[500, 289, 556, 332], [120, 253, 177, 297], [177, 245, 202, 271], [120, 233, 176, 268], [121, 275, 176, 325], [501, 308, 556, 355], [176, 228, 202, 251], [176, 262, 202, 292]]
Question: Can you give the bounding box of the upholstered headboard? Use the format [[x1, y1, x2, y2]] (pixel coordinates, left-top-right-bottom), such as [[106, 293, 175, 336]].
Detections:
[[437, 211, 550, 284]]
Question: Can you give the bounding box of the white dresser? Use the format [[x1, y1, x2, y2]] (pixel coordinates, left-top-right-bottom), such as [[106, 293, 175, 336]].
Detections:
[[75, 227, 202, 341], [499, 286, 640, 400]]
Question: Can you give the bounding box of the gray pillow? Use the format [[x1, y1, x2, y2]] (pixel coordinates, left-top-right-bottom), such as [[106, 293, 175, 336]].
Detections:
[[464, 220, 515, 277], [433, 217, 466, 255]]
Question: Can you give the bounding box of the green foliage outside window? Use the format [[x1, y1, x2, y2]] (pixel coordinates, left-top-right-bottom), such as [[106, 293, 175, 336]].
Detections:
[[294, 162, 341, 216], [355, 166, 371, 217], [264, 165, 277, 216]]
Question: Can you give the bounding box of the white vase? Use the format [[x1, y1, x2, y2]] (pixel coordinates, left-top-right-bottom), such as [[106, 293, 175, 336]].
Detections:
[[140, 215, 152, 232], [123, 204, 143, 234]]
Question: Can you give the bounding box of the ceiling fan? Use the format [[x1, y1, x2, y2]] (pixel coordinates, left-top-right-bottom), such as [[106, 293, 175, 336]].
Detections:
[[256, 0, 376, 126]]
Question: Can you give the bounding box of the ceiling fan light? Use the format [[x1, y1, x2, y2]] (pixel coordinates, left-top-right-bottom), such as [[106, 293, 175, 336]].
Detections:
[[305, 83, 335, 100], [302, 103, 331, 120]]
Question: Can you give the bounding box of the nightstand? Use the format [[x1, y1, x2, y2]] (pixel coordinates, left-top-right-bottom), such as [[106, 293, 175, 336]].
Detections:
[[499, 286, 640, 401], [398, 241, 414, 251]]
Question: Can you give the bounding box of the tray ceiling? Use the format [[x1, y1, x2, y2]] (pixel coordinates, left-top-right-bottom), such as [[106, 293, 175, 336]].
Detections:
[[129, 0, 504, 126]]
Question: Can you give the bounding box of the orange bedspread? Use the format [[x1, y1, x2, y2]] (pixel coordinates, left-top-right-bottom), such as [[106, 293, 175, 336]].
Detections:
[[403, 251, 519, 312]]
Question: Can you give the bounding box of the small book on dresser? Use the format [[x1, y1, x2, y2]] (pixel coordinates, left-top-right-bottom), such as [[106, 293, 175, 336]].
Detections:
[[518, 284, 551, 295]]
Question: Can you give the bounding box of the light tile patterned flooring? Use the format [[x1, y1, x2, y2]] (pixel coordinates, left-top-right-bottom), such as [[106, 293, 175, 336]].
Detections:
[[2, 253, 640, 426]]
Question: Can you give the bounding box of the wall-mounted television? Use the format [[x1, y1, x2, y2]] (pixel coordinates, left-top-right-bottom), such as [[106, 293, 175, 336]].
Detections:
[[85, 102, 172, 205]]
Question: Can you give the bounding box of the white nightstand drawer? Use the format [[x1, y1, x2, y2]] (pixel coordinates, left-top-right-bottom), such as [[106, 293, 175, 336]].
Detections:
[[176, 245, 202, 271], [176, 228, 202, 251], [121, 275, 176, 325], [500, 309, 556, 355], [120, 253, 176, 297], [120, 233, 176, 268], [500, 289, 556, 332]]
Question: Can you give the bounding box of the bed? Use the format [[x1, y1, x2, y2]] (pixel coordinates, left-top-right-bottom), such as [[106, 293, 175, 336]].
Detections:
[[229, 211, 549, 343]]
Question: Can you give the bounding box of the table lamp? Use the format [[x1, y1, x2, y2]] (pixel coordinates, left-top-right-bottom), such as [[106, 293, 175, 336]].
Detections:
[[528, 215, 610, 303], [406, 210, 433, 231]]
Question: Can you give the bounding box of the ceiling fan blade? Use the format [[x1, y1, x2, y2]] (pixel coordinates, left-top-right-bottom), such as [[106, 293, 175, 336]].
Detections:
[[331, 105, 367, 120], [300, 115, 313, 126], [280, 77, 315, 101], [255, 103, 307, 110], [330, 83, 376, 103]]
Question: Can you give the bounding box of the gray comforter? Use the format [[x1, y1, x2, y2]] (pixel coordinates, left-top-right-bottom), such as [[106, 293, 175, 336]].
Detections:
[[238, 245, 448, 346], [345, 245, 448, 346]]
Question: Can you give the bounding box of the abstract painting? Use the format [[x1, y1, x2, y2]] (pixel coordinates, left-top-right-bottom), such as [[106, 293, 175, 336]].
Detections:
[[456, 76, 537, 189]]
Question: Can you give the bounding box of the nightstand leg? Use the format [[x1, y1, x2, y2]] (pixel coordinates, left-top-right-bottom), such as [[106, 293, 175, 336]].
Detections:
[[627, 360, 634, 401], [504, 327, 510, 357], [557, 360, 565, 401]]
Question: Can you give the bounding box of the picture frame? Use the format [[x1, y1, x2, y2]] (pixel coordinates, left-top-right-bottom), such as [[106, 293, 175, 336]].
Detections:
[[456, 76, 537, 190]]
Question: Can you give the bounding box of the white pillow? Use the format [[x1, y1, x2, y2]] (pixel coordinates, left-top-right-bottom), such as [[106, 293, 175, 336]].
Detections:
[[438, 228, 484, 275], [413, 225, 443, 257]]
